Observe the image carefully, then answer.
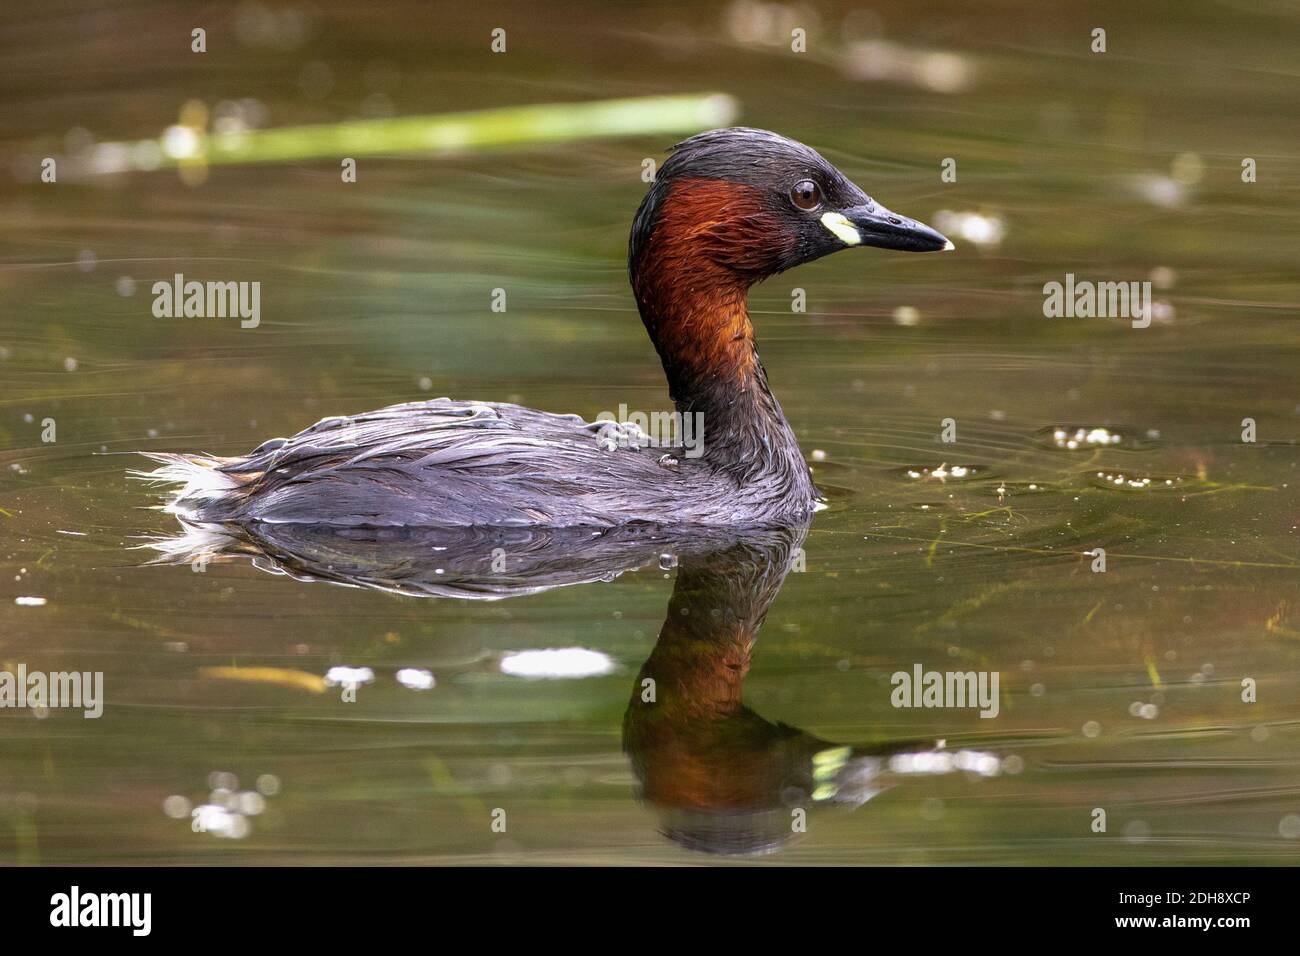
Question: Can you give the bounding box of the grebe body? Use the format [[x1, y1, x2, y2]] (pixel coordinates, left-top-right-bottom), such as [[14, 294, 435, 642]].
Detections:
[[140, 128, 950, 528]]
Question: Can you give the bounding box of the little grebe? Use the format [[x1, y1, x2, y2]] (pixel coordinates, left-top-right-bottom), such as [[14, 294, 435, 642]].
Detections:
[[140, 128, 951, 528]]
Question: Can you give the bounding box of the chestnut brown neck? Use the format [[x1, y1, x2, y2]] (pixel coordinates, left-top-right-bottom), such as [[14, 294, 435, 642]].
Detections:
[[630, 178, 812, 494]]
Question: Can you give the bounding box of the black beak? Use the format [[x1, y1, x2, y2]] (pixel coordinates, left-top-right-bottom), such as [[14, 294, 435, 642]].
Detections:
[[838, 202, 953, 253]]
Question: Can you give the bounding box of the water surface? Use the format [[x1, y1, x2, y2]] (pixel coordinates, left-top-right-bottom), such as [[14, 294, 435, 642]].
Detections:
[[1, 0, 1298, 864]]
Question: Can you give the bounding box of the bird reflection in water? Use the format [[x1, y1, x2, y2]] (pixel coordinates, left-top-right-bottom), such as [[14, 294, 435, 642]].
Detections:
[[149, 521, 999, 856]]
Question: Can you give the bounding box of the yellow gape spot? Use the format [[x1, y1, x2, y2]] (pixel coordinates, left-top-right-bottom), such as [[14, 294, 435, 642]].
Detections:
[[819, 212, 861, 245]]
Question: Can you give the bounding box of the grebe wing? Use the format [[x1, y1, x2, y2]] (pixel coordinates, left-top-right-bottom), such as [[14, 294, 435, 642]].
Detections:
[[187, 398, 685, 527]]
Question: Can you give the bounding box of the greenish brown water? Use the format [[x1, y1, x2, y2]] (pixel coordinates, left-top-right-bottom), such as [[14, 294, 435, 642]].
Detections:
[[1, 0, 1298, 864]]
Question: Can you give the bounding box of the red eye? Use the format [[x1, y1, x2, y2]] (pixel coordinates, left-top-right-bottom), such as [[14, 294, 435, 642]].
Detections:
[[790, 180, 822, 210]]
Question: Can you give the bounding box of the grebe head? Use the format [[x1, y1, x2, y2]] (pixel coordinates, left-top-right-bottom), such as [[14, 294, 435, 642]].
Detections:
[[630, 127, 952, 287], [627, 128, 951, 471]]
